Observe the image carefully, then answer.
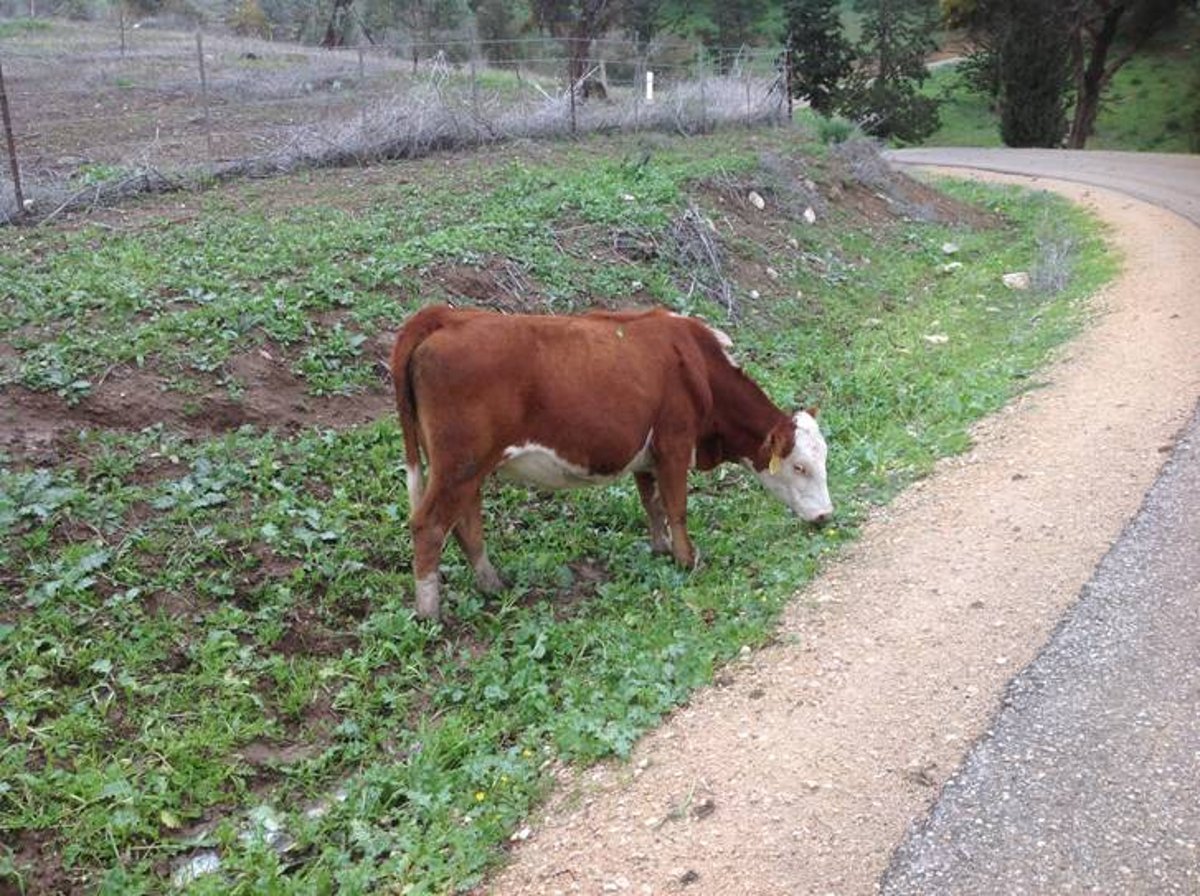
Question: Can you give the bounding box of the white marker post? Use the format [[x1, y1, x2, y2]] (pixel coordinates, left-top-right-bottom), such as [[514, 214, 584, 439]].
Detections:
[[645, 70, 654, 104]]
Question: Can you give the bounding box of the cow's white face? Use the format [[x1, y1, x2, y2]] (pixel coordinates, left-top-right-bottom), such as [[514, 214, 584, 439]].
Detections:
[[755, 411, 833, 524]]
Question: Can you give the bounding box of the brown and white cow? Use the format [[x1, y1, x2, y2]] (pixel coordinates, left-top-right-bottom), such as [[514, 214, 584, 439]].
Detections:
[[390, 305, 832, 620]]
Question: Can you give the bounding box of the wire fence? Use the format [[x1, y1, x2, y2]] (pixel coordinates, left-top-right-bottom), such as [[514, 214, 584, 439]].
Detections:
[[0, 20, 793, 223]]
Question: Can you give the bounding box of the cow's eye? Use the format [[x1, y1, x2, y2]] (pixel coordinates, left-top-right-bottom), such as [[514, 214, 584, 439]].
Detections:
[[793, 463, 808, 476]]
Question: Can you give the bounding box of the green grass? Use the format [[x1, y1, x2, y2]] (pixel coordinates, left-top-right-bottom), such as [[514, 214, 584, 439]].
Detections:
[[922, 64, 1004, 148], [0, 130, 1116, 894], [0, 18, 53, 39]]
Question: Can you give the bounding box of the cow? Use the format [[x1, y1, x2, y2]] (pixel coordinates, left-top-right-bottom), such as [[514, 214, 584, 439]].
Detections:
[[390, 305, 833, 621]]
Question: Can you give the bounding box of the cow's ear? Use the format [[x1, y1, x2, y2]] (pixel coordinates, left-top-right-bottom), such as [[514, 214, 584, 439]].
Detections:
[[805, 405, 820, 418], [763, 423, 794, 473]]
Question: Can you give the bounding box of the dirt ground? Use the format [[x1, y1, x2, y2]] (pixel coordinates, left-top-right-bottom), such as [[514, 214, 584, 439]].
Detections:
[[479, 176, 1200, 895]]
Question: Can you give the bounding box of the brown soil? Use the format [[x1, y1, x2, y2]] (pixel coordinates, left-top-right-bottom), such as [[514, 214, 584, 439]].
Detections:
[[0, 337, 395, 466], [480, 179, 1200, 894]]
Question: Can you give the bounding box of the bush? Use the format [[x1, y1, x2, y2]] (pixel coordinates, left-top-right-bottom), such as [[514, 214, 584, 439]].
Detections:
[[816, 114, 858, 144], [228, 0, 271, 38]]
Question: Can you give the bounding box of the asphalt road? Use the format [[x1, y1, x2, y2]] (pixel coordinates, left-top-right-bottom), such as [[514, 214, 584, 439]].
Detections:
[[880, 149, 1200, 893]]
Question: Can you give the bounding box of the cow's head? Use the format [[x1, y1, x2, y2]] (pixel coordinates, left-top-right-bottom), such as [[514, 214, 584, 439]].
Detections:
[[755, 409, 833, 525]]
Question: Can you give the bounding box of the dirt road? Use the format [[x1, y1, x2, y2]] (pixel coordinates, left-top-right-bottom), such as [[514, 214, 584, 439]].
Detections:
[[480, 151, 1200, 895]]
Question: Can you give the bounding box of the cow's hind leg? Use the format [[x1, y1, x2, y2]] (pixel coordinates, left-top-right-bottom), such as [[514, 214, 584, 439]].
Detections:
[[410, 478, 474, 621], [452, 487, 504, 593], [635, 472, 671, 556]]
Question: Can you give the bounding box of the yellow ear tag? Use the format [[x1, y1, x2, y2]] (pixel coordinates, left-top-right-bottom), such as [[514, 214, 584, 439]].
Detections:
[[768, 456, 781, 475]]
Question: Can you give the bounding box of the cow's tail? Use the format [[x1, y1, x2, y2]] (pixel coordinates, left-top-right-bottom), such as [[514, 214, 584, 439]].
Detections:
[[390, 306, 451, 517]]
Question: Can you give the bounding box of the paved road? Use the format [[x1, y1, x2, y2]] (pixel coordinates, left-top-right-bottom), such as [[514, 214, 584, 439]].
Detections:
[[881, 149, 1200, 893], [887, 147, 1200, 225]]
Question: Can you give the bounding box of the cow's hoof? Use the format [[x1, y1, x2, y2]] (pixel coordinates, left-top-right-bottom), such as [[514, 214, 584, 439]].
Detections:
[[473, 556, 506, 593], [415, 574, 441, 621]]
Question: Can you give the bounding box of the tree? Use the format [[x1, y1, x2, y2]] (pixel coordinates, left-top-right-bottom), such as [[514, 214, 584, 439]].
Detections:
[[783, 0, 854, 115], [531, 0, 625, 85], [837, 0, 941, 142], [709, 0, 771, 71], [957, 0, 1192, 148], [1065, 0, 1191, 147], [623, 0, 668, 46], [471, 0, 527, 65], [992, 0, 1073, 146]]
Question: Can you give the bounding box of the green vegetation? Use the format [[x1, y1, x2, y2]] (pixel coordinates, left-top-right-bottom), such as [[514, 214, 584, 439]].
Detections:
[[0, 129, 1115, 894], [0, 18, 53, 38]]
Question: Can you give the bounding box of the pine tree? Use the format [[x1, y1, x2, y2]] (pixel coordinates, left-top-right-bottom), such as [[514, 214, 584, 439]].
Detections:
[[994, 0, 1072, 146], [783, 0, 853, 115], [837, 0, 940, 142]]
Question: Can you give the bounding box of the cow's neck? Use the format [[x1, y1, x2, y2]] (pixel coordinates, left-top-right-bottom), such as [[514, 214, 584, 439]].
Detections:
[[700, 366, 789, 470]]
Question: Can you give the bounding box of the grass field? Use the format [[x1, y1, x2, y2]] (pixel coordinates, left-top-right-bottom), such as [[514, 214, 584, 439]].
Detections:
[[0, 126, 1116, 894]]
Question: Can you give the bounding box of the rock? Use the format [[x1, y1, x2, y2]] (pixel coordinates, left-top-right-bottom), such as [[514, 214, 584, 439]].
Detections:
[[941, 241, 959, 255], [171, 851, 221, 887], [1002, 271, 1031, 290], [803, 206, 817, 225], [940, 261, 963, 274], [748, 191, 765, 210], [923, 334, 950, 345]]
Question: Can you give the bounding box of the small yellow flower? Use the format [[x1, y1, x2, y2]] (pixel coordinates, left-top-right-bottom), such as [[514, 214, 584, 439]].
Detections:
[[474, 791, 486, 802]]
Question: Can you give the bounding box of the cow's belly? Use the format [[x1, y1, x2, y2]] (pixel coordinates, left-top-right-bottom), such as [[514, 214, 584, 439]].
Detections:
[[496, 438, 653, 490]]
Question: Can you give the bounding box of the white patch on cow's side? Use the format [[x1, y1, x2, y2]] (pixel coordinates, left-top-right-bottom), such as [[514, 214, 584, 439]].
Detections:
[[751, 411, 833, 522], [498, 433, 654, 490]]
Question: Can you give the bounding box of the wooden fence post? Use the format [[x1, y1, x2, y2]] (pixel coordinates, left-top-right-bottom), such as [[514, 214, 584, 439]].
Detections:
[[0, 58, 27, 220]]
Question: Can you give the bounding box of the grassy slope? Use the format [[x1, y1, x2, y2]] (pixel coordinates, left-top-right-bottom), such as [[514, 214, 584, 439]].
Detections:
[[923, 9, 1200, 151], [0, 129, 1115, 894]]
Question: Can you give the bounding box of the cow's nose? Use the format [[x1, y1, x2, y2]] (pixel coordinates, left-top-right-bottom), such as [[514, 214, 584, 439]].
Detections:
[[809, 510, 833, 528]]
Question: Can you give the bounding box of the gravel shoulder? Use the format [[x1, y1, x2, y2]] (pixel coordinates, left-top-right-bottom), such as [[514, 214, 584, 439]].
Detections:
[[481, 173, 1200, 895]]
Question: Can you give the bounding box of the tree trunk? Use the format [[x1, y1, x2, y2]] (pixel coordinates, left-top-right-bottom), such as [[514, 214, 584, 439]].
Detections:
[[1066, 5, 1124, 148]]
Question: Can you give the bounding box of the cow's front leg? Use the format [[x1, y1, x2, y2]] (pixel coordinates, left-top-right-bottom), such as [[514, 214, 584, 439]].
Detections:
[[453, 487, 504, 593], [634, 472, 671, 555], [653, 462, 697, 570]]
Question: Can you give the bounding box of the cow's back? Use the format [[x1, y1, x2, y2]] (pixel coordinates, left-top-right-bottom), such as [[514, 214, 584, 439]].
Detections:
[[407, 308, 715, 476]]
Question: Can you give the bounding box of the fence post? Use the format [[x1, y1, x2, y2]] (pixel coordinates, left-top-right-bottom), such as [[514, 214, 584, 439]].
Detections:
[[745, 59, 751, 124], [785, 46, 793, 125], [698, 50, 707, 133], [469, 48, 479, 118], [0, 58, 26, 220], [195, 31, 214, 159], [568, 45, 577, 136]]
